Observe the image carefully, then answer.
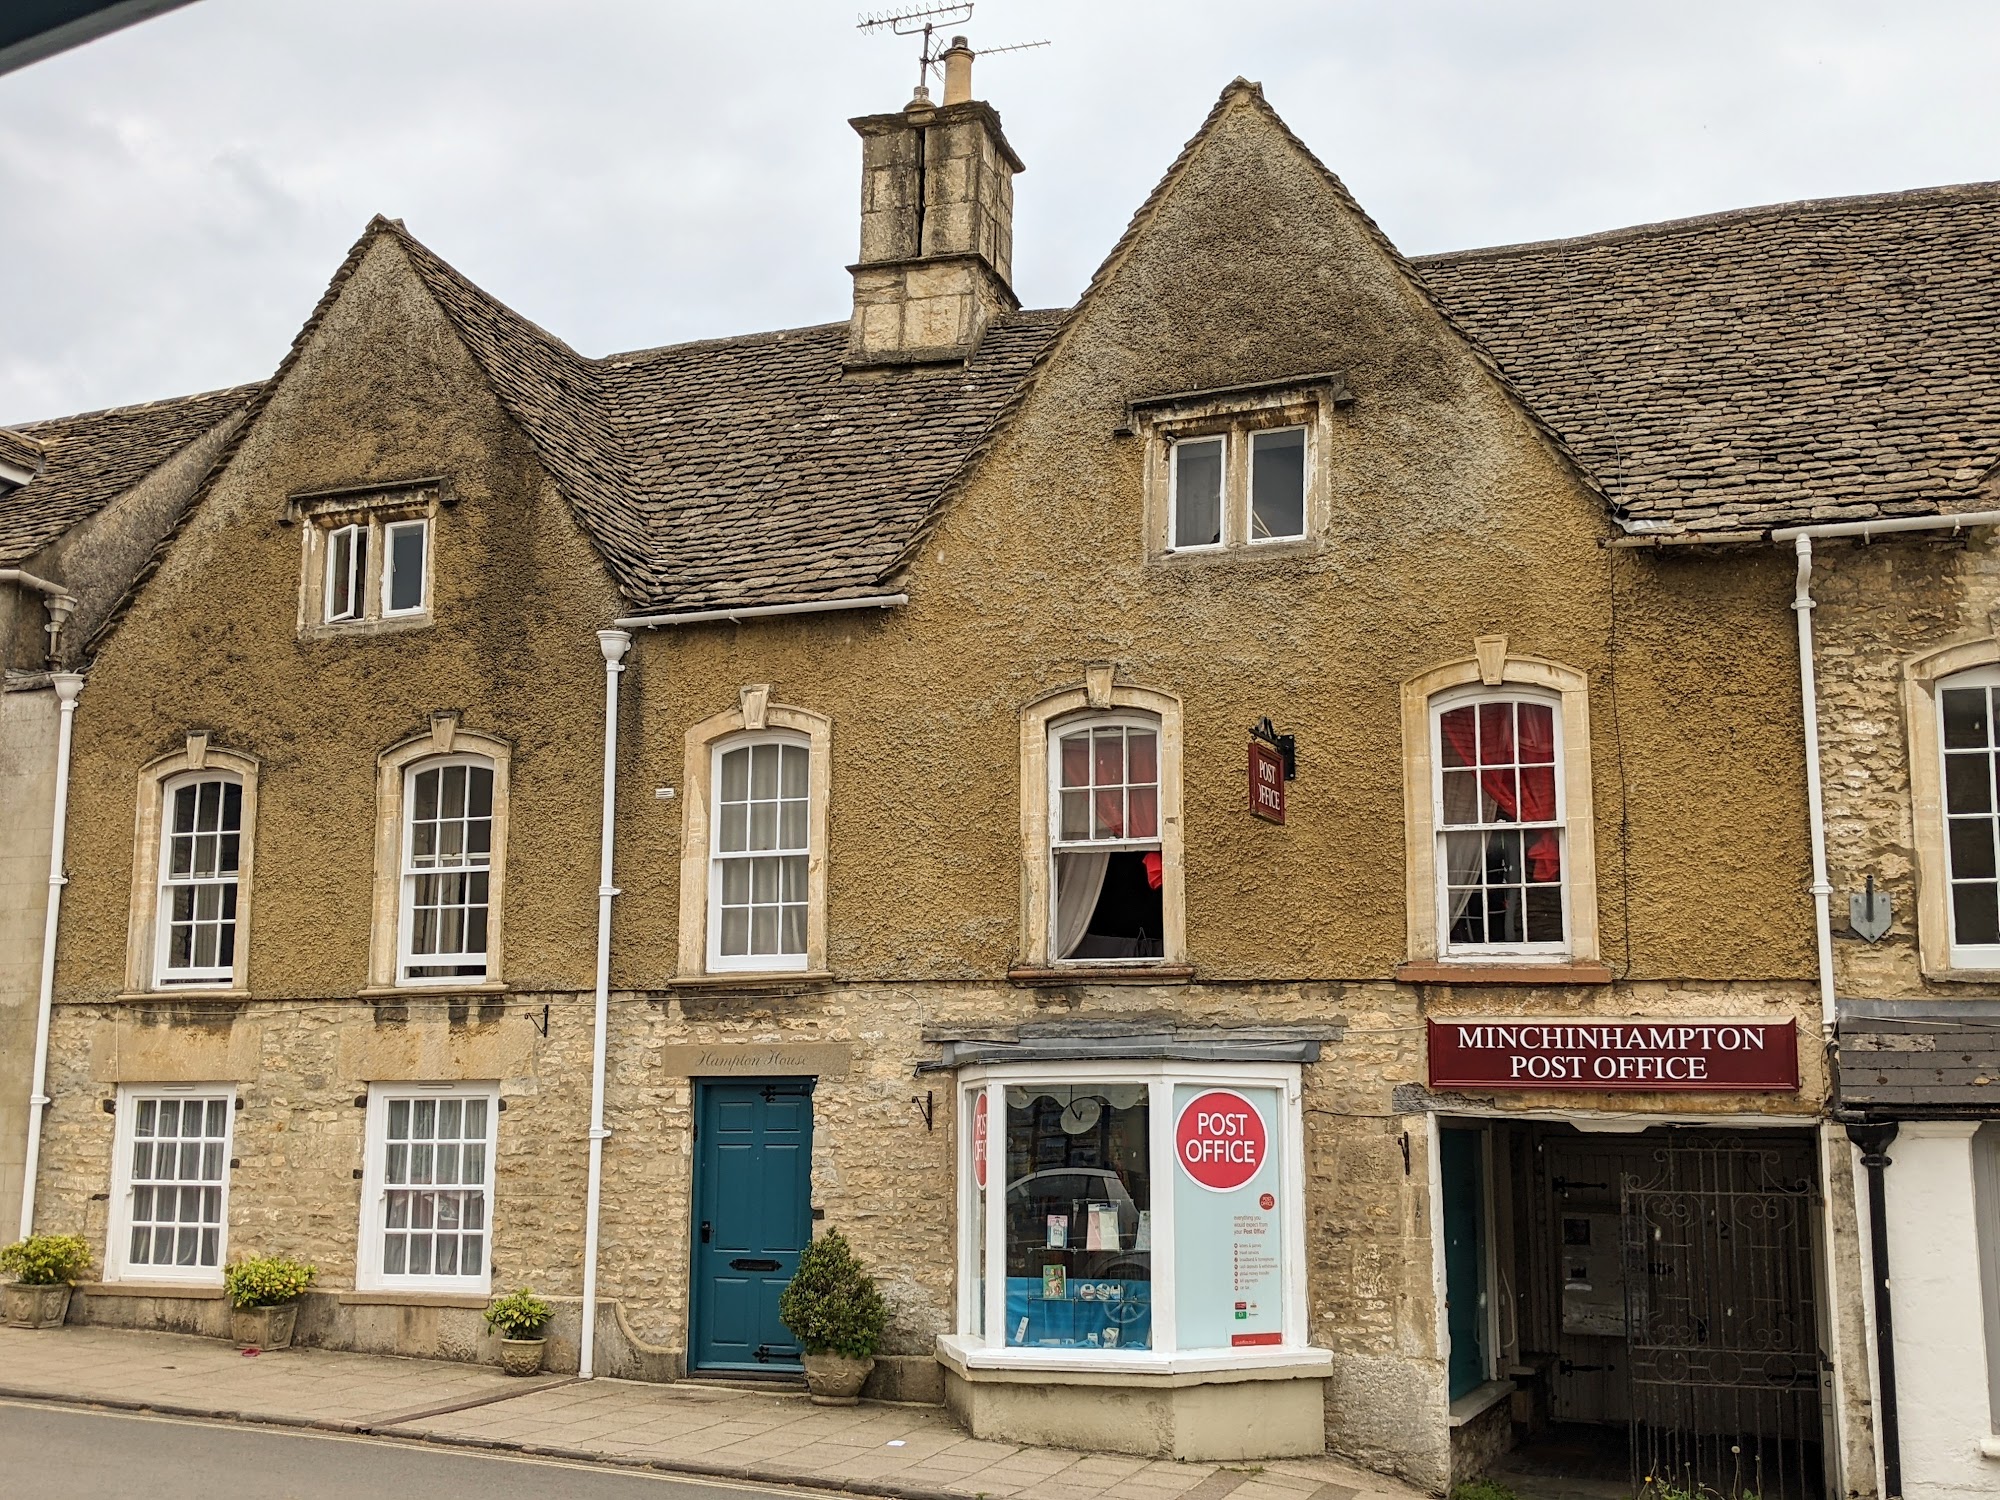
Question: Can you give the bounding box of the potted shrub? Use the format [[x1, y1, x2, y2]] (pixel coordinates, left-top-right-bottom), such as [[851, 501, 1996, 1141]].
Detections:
[[484, 1288, 554, 1375], [222, 1255, 315, 1350], [779, 1229, 887, 1405], [0, 1234, 92, 1328]]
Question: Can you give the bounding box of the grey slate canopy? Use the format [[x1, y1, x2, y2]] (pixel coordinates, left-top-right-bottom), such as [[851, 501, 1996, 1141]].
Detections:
[[8, 179, 2000, 601]]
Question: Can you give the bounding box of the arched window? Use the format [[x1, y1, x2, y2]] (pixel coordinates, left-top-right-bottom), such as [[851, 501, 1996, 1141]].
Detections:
[[1049, 714, 1164, 961], [127, 736, 260, 993], [399, 755, 496, 982], [709, 732, 813, 971], [1935, 665, 2000, 966], [1432, 690, 1568, 954], [155, 772, 245, 985]]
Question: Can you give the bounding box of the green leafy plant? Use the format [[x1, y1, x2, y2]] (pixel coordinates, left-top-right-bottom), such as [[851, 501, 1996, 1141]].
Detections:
[[779, 1229, 887, 1360], [222, 1255, 316, 1309], [484, 1288, 553, 1340], [0, 1234, 92, 1286], [1451, 1482, 1522, 1500]]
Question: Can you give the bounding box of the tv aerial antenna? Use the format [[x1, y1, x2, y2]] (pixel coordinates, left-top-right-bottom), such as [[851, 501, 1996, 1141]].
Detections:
[[856, 4, 1049, 96]]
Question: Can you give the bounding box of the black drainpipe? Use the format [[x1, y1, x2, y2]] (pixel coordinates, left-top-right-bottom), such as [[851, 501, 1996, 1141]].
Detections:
[[1847, 1121, 1902, 1499]]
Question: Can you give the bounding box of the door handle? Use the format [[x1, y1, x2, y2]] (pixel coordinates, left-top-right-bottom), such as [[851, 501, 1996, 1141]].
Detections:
[[700, 1221, 713, 1244]]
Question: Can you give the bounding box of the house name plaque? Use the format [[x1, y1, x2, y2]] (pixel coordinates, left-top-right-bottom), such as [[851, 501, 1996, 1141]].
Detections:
[[657, 1042, 852, 1079], [1426, 1019, 1799, 1092]]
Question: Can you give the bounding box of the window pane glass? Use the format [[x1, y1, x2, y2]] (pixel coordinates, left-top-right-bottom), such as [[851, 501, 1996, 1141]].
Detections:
[[467, 768, 493, 819], [1249, 428, 1305, 540], [1440, 707, 1475, 769], [780, 744, 808, 799], [749, 800, 777, 849], [720, 747, 749, 801], [1944, 688, 1992, 749], [750, 743, 779, 798], [387, 523, 426, 612], [1060, 735, 1089, 789], [719, 802, 747, 854], [1126, 787, 1158, 840], [1947, 753, 1993, 814], [1477, 702, 1512, 764], [1060, 790, 1088, 841], [720, 907, 749, 955], [1956, 882, 2000, 947], [1173, 439, 1223, 547], [1003, 1083, 1151, 1351], [463, 1098, 488, 1139], [779, 799, 806, 848], [1127, 732, 1157, 786], [1952, 818, 1999, 881]]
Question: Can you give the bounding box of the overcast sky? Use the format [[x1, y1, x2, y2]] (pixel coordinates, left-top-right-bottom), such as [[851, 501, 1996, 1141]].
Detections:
[[3, 0, 1996, 423]]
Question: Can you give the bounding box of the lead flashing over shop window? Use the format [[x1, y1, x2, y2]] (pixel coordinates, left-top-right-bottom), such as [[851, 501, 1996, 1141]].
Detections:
[[922, 1028, 1331, 1071]]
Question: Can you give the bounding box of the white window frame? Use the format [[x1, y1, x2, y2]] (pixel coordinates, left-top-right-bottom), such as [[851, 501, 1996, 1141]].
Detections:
[[396, 754, 496, 986], [705, 731, 813, 975], [325, 522, 367, 623], [1166, 435, 1227, 552], [1046, 712, 1166, 967], [950, 1059, 1313, 1374], [355, 1081, 499, 1294], [1935, 665, 2000, 970], [152, 771, 246, 989], [380, 518, 430, 618], [1245, 425, 1309, 545], [105, 1083, 236, 1286], [1430, 685, 1570, 959]]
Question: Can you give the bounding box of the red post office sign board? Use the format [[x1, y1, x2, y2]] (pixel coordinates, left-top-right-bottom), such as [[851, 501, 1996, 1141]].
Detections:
[[1249, 741, 1286, 824], [1427, 1019, 1799, 1092]]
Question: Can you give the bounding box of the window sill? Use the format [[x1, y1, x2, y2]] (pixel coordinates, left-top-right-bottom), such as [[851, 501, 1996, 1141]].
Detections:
[[300, 614, 433, 643], [357, 981, 508, 998], [937, 1333, 1331, 1384], [1395, 960, 1612, 985], [1979, 1435, 2000, 1461], [669, 970, 832, 994], [338, 1290, 493, 1309], [1448, 1378, 1517, 1426], [116, 989, 249, 1003], [79, 1280, 226, 1300], [1920, 966, 2000, 985], [1008, 964, 1196, 987]]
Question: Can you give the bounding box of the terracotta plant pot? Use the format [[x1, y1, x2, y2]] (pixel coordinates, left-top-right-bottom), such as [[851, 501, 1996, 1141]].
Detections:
[[800, 1351, 874, 1405], [231, 1303, 298, 1350], [498, 1337, 546, 1376], [3, 1282, 72, 1329]]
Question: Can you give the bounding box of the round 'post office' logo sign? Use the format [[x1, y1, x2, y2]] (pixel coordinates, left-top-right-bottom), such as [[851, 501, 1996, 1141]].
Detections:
[[1175, 1089, 1267, 1192]]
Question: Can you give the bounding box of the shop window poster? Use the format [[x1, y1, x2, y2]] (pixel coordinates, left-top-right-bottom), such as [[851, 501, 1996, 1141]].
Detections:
[[1172, 1084, 1285, 1348]]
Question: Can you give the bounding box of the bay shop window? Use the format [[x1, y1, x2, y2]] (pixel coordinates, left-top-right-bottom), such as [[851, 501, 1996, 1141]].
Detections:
[[954, 1062, 1309, 1366]]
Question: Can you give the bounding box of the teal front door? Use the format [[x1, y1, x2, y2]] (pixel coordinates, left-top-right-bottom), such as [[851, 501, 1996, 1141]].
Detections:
[[691, 1079, 814, 1372], [1440, 1126, 1487, 1401]]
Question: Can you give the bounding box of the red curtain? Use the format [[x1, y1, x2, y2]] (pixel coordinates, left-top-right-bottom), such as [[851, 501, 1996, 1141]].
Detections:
[[1441, 704, 1561, 881]]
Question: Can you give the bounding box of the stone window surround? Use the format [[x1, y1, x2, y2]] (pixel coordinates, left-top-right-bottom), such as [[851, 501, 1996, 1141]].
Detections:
[[124, 734, 260, 996], [353, 1079, 499, 1295], [676, 686, 832, 981], [366, 715, 511, 993], [1398, 639, 1602, 973], [103, 1081, 237, 1288], [1019, 671, 1187, 971], [1902, 636, 2000, 979], [1135, 382, 1334, 561], [292, 480, 440, 641]]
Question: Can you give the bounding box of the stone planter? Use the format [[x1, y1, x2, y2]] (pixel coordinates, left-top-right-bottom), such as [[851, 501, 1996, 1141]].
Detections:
[[231, 1303, 298, 1350], [3, 1282, 72, 1329], [498, 1337, 546, 1376], [801, 1351, 874, 1405]]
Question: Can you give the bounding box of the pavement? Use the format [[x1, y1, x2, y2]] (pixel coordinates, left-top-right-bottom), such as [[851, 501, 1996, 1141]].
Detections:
[[0, 1326, 1428, 1500]]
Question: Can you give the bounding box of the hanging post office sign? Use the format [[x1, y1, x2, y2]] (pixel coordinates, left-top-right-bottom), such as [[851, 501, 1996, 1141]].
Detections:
[[1248, 740, 1286, 824], [1427, 1019, 1799, 1092]]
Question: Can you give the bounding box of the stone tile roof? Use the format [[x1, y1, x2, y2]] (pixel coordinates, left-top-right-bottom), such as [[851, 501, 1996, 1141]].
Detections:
[[1416, 181, 2000, 537], [0, 426, 41, 481], [389, 219, 1063, 612], [0, 384, 258, 566]]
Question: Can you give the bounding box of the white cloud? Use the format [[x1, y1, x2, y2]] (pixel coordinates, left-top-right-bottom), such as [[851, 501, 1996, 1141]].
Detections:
[[3, 0, 1996, 420]]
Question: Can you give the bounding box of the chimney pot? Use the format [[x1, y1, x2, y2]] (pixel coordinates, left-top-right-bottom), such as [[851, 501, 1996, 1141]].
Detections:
[[941, 37, 974, 105]]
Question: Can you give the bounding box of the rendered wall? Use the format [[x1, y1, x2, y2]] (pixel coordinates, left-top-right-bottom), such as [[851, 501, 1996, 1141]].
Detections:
[[0, 681, 56, 1232]]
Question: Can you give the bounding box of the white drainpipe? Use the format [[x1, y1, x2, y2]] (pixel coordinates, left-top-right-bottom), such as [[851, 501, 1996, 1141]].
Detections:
[[19, 672, 84, 1239], [1768, 510, 2000, 1033], [579, 629, 631, 1378]]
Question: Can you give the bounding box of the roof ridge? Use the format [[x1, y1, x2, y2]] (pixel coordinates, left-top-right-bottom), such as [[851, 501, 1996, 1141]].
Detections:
[[9, 379, 264, 434], [597, 320, 848, 365], [1416, 179, 2000, 265]]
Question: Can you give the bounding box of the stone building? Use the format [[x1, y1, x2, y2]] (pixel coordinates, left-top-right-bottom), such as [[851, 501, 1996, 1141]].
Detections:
[[0, 388, 254, 1231], [9, 56, 1999, 1498]]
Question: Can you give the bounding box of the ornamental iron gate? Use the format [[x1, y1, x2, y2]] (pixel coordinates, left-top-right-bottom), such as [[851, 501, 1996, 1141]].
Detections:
[[1621, 1136, 1825, 1500]]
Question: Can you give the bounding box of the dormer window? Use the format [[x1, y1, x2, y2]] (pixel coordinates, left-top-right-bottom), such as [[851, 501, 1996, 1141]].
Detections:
[[1136, 374, 1344, 558], [292, 481, 439, 636]]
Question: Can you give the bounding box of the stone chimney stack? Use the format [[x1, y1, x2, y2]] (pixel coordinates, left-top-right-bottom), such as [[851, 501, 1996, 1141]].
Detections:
[[847, 41, 1024, 367]]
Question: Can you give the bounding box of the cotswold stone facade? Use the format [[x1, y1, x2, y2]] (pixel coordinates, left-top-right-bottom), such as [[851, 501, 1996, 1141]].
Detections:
[[10, 68, 2000, 1499]]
